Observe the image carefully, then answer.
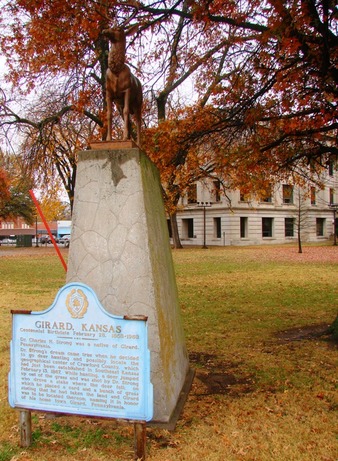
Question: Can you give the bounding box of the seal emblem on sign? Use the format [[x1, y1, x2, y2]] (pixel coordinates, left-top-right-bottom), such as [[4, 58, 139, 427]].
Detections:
[[66, 288, 88, 319]]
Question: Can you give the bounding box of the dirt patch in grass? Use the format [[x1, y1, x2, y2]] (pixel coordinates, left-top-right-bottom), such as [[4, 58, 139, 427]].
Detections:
[[195, 371, 255, 396], [190, 321, 337, 397], [273, 322, 335, 343], [189, 352, 255, 396]]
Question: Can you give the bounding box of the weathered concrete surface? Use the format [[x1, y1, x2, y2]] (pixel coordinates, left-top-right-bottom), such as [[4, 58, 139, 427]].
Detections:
[[66, 147, 190, 423]]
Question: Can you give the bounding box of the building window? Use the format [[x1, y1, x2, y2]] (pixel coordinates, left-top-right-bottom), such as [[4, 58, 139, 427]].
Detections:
[[328, 157, 335, 176], [262, 217, 273, 237], [240, 190, 250, 202], [261, 184, 273, 203], [240, 217, 248, 238], [2, 222, 14, 229], [214, 217, 221, 238], [182, 218, 194, 238], [285, 218, 295, 237], [213, 180, 221, 202], [316, 218, 325, 237], [283, 185, 293, 204], [187, 184, 197, 204], [329, 188, 335, 205], [310, 187, 316, 205]]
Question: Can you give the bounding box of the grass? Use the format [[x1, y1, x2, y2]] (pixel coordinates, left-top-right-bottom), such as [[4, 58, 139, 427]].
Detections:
[[0, 244, 337, 460]]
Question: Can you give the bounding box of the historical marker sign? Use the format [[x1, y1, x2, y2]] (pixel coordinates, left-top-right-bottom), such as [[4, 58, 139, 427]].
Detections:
[[9, 283, 153, 422]]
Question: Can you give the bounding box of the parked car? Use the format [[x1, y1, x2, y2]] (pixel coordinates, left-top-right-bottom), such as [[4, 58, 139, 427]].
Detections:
[[40, 236, 51, 244], [59, 235, 71, 247], [1, 238, 17, 245]]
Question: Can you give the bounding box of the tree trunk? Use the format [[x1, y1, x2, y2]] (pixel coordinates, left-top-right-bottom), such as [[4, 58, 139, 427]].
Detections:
[[329, 314, 338, 342], [298, 226, 302, 253], [156, 93, 168, 122], [170, 212, 183, 249]]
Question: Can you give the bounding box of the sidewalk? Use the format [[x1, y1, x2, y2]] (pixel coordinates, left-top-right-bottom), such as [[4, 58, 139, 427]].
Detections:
[[0, 245, 68, 257]]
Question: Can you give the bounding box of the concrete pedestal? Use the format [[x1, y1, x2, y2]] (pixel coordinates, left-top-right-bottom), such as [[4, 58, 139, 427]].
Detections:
[[66, 143, 190, 424]]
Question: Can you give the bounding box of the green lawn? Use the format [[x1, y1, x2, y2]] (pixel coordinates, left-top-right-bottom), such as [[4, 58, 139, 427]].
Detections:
[[0, 244, 337, 461]]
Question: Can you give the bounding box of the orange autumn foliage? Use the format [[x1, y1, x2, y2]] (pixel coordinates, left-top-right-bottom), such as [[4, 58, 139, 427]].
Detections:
[[0, 0, 336, 246], [0, 167, 10, 205]]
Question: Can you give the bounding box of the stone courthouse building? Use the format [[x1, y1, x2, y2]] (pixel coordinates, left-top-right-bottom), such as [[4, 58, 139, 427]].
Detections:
[[169, 160, 338, 247]]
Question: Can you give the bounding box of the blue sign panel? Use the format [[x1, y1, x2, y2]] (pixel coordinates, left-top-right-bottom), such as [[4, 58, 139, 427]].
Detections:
[[9, 283, 153, 421]]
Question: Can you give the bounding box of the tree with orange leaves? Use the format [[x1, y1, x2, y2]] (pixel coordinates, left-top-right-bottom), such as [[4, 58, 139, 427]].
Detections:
[[0, 152, 35, 223], [0, 165, 10, 207], [139, 0, 337, 245], [1, 0, 336, 162], [0, 0, 336, 248], [165, 1, 336, 161]]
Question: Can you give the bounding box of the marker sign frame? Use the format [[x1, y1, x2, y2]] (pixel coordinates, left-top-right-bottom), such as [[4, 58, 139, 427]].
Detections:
[[9, 282, 153, 422]]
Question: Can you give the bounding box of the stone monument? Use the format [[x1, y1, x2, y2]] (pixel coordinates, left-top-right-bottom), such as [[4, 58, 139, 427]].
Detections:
[[66, 143, 191, 423], [66, 25, 192, 425]]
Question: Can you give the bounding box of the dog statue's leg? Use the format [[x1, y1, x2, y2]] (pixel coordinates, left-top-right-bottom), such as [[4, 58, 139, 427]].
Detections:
[[106, 88, 113, 141], [123, 89, 131, 140]]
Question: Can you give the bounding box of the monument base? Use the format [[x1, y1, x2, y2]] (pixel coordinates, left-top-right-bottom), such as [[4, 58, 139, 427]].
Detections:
[[67, 144, 190, 423], [90, 140, 138, 150], [150, 367, 195, 430]]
